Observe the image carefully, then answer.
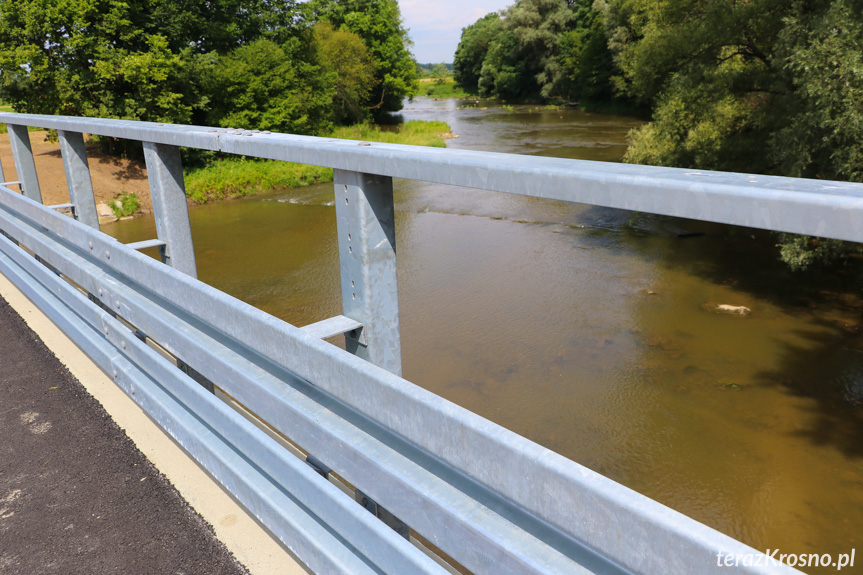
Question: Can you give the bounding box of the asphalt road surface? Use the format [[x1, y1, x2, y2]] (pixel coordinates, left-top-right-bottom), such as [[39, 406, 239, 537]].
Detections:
[[0, 295, 250, 575]]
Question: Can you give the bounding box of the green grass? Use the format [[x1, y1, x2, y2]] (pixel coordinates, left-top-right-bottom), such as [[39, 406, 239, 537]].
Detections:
[[184, 120, 452, 203], [110, 192, 141, 217], [331, 120, 451, 147], [185, 159, 333, 204], [417, 78, 476, 99]]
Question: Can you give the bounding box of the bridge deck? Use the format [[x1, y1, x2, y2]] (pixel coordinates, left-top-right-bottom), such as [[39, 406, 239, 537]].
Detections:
[[0, 283, 299, 575]]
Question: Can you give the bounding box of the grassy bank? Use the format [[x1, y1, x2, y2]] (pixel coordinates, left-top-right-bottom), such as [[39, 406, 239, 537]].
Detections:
[[184, 120, 451, 203], [417, 78, 476, 99]]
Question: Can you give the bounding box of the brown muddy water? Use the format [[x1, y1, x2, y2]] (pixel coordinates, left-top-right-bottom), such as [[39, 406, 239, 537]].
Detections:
[[106, 99, 863, 573]]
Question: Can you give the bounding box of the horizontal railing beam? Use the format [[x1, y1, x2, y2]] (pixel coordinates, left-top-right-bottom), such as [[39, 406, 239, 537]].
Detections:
[[1, 113, 862, 244]]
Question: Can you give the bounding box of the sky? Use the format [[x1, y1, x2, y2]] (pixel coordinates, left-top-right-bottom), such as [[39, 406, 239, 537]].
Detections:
[[398, 0, 514, 64]]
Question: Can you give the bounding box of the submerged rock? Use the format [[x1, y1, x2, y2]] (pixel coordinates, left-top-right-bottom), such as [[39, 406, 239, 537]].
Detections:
[[702, 302, 752, 317]]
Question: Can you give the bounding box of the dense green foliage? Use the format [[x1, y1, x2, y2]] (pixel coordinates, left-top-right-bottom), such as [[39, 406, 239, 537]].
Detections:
[[453, 0, 621, 103], [110, 191, 140, 218], [558, 1, 618, 102], [306, 0, 418, 115], [453, 13, 503, 94], [314, 22, 378, 124], [0, 0, 416, 133], [600, 0, 863, 269], [599, 0, 863, 181], [205, 38, 335, 135]]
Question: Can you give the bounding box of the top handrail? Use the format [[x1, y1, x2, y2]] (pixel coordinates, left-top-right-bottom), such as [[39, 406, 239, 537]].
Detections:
[[1, 112, 862, 243]]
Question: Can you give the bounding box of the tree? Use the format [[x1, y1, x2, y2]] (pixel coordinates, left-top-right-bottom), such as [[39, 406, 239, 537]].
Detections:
[[0, 0, 306, 125], [0, 1, 191, 121], [771, 0, 863, 182], [558, 0, 619, 102], [307, 0, 418, 114], [599, 0, 863, 270], [454, 0, 582, 101], [475, 0, 575, 100], [431, 63, 448, 85], [505, 0, 574, 99], [479, 28, 532, 99], [453, 12, 502, 93], [314, 22, 378, 124], [206, 37, 335, 135]]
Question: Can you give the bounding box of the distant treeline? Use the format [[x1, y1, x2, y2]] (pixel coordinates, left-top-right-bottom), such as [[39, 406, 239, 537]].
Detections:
[[0, 0, 417, 134], [455, 0, 863, 271], [454, 0, 616, 105]]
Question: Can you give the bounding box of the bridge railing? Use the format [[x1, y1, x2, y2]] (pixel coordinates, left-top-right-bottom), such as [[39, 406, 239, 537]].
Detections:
[[0, 112, 836, 575]]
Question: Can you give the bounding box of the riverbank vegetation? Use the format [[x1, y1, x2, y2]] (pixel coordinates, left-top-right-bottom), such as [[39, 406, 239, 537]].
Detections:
[[454, 0, 863, 272], [0, 0, 418, 135], [418, 78, 474, 99], [184, 121, 451, 203], [0, 0, 434, 206], [453, 1, 623, 107]]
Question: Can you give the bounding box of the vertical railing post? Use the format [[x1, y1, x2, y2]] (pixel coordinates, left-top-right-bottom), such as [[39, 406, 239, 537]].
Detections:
[[58, 130, 100, 229], [7, 125, 42, 203], [142, 142, 197, 278], [0, 140, 6, 183], [333, 169, 402, 376]]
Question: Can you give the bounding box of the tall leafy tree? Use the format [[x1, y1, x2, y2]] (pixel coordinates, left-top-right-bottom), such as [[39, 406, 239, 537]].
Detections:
[[599, 0, 863, 269], [0, 0, 196, 121], [558, 0, 619, 102], [0, 0, 306, 125], [453, 12, 502, 94], [479, 28, 532, 99], [307, 0, 418, 114], [600, 0, 863, 181], [478, 0, 574, 100], [314, 22, 378, 124], [205, 37, 335, 135]]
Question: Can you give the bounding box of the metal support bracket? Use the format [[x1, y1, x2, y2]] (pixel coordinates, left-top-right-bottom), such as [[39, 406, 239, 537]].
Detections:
[[300, 315, 365, 342], [334, 170, 401, 376], [125, 239, 168, 251], [47, 203, 75, 211], [356, 489, 410, 541]]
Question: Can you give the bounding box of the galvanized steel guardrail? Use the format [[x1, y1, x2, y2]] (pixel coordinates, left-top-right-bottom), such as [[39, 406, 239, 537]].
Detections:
[[0, 112, 839, 575]]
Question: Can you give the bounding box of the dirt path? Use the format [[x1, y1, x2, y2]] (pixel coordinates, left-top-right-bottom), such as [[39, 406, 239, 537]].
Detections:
[[0, 130, 154, 216]]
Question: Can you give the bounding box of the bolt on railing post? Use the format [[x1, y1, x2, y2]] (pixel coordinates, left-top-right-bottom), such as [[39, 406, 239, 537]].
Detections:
[[58, 130, 100, 230], [8, 125, 42, 203], [334, 169, 402, 376], [143, 142, 197, 278]]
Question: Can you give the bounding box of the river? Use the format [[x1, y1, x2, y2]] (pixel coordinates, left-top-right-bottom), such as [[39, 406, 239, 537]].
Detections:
[[106, 99, 863, 572]]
